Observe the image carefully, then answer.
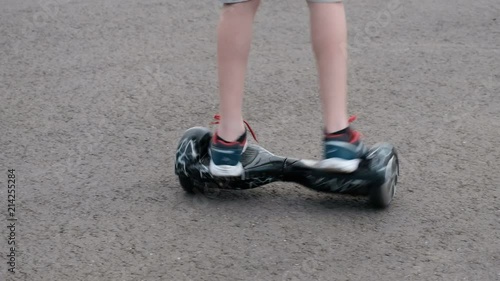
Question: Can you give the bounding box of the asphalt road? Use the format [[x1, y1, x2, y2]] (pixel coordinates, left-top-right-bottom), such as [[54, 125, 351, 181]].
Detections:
[[1, 0, 499, 280]]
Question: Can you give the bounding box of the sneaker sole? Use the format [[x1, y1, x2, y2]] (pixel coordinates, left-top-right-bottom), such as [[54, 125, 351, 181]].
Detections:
[[209, 160, 244, 177], [315, 158, 361, 173]]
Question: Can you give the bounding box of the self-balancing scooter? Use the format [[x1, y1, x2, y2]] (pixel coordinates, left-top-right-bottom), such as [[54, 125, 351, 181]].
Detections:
[[175, 127, 399, 208]]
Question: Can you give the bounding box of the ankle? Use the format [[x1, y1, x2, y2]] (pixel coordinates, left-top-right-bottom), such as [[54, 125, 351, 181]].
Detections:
[[326, 127, 349, 136], [324, 118, 349, 134], [216, 131, 246, 144], [217, 125, 246, 142]]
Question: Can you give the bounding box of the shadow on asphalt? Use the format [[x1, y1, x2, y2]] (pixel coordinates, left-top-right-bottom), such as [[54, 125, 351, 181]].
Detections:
[[162, 182, 393, 214]]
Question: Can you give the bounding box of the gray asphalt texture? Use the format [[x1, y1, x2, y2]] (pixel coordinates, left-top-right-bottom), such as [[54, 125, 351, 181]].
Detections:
[[1, 0, 499, 280]]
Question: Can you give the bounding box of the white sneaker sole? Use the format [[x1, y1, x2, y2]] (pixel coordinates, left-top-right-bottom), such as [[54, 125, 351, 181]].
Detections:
[[209, 161, 244, 177], [315, 158, 361, 173]]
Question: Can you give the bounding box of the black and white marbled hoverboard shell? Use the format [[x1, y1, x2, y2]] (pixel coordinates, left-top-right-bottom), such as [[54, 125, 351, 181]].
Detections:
[[175, 127, 399, 208]]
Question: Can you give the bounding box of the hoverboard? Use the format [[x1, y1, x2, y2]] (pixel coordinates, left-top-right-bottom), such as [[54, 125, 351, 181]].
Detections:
[[175, 127, 399, 208]]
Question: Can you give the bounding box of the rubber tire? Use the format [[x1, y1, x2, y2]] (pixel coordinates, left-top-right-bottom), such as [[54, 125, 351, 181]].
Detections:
[[369, 153, 399, 209], [175, 127, 212, 194], [178, 176, 198, 194]]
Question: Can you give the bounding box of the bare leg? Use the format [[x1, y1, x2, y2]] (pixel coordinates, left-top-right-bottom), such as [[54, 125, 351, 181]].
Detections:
[[217, 0, 260, 141], [309, 2, 349, 133]]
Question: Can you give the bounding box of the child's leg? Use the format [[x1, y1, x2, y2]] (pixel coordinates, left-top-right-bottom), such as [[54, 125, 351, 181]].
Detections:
[[209, 0, 260, 177], [309, 1, 366, 172], [217, 0, 260, 141], [308, 1, 349, 133]]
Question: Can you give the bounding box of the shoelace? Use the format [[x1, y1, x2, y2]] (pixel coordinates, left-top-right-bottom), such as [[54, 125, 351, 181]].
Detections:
[[348, 115, 362, 143], [210, 114, 258, 142]]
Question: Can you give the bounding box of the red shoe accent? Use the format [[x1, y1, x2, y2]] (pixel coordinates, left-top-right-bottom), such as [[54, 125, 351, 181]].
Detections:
[[347, 115, 362, 143], [349, 130, 361, 144], [326, 115, 362, 143], [210, 114, 258, 142]]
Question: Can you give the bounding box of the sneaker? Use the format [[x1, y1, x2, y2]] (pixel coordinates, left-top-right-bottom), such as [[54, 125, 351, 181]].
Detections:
[[209, 131, 248, 177], [208, 114, 258, 177], [316, 116, 367, 173]]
